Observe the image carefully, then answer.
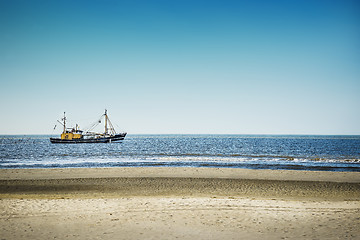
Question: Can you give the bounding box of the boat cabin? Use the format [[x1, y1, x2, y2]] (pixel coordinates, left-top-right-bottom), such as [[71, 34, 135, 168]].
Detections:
[[61, 124, 83, 140]]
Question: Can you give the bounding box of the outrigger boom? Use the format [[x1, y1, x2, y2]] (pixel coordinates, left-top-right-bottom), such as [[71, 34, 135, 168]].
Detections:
[[50, 110, 127, 144]]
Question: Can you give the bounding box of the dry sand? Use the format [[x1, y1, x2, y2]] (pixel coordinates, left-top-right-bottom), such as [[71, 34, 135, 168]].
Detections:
[[0, 167, 359, 239]]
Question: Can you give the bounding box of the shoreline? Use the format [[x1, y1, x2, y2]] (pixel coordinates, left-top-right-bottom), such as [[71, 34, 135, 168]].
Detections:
[[1, 167, 359, 200], [1, 167, 360, 182]]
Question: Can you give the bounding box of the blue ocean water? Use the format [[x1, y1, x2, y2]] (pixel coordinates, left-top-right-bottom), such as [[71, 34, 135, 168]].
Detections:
[[0, 135, 359, 171]]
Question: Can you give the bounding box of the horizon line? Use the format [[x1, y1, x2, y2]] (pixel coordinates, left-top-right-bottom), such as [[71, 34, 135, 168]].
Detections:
[[1, 133, 360, 136]]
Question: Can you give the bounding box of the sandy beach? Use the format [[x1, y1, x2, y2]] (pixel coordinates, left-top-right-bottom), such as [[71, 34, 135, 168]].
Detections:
[[1, 167, 360, 239]]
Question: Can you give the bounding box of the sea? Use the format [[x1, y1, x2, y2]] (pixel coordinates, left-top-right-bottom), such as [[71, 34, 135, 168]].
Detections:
[[0, 134, 359, 172]]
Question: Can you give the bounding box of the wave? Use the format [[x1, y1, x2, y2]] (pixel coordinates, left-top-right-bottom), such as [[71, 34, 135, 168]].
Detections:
[[150, 154, 360, 163], [2, 156, 359, 172]]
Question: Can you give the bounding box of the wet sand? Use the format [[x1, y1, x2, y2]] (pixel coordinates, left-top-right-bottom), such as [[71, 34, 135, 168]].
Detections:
[[1, 167, 359, 239]]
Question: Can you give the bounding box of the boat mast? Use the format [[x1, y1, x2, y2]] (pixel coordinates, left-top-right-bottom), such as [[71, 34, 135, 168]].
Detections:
[[104, 109, 108, 135], [62, 112, 66, 133]]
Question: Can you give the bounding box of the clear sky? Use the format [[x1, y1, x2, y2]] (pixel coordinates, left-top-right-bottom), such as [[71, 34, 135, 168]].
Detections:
[[0, 0, 359, 135]]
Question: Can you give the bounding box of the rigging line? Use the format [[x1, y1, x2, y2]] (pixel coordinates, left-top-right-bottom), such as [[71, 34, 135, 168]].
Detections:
[[83, 114, 105, 132], [84, 114, 101, 129], [85, 121, 99, 132], [106, 117, 116, 134]]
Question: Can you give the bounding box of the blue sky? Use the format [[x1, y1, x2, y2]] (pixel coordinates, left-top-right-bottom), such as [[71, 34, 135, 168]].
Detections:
[[0, 0, 359, 134]]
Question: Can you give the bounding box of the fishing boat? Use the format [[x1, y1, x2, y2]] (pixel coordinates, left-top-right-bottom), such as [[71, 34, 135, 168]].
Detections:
[[50, 110, 127, 144]]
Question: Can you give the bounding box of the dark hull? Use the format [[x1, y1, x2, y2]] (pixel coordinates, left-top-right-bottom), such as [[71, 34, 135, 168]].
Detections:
[[50, 133, 126, 144]]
